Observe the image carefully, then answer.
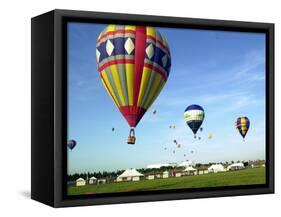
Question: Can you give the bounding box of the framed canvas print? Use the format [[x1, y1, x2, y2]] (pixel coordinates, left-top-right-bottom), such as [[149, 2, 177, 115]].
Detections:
[[31, 9, 274, 207]]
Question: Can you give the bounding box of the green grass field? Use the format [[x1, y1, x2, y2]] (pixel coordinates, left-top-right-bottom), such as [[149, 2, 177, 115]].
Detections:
[[68, 167, 265, 195]]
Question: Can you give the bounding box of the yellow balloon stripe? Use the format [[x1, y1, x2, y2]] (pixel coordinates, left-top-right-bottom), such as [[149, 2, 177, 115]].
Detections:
[[148, 78, 165, 110], [125, 25, 136, 31], [137, 67, 151, 107], [101, 70, 120, 107], [125, 64, 134, 106], [110, 64, 126, 106], [138, 27, 156, 108], [106, 24, 116, 33], [101, 78, 119, 108], [146, 26, 156, 38], [241, 117, 247, 135], [124, 25, 136, 106], [143, 73, 162, 109]]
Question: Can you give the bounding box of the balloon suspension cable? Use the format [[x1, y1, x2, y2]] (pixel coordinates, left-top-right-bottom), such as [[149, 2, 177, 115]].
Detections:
[[127, 127, 136, 145], [130, 128, 135, 137]]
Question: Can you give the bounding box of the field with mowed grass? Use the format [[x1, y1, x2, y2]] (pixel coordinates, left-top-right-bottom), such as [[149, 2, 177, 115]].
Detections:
[[68, 167, 265, 195]]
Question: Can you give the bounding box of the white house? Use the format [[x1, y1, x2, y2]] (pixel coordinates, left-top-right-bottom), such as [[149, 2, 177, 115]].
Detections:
[[227, 162, 245, 171], [76, 177, 86, 186], [147, 175, 155, 180], [175, 172, 182, 177], [156, 174, 161, 178], [162, 171, 169, 178], [208, 164, 225, 173], [183, 166, 197, 175], [116, 168, 144, 182], [89, 176, 97, 184]]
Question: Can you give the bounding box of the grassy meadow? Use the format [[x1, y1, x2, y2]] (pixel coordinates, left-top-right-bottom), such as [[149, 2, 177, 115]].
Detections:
[[68, 167, 266, 195]]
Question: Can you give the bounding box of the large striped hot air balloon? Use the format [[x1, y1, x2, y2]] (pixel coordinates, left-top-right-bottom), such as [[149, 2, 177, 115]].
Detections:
[[96, 25, 171, 144], [235, 116, 250, 141], [184, 104, 205, 138]]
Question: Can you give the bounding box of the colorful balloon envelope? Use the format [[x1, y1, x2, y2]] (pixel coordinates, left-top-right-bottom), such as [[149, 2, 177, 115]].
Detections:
[[184, 104, 205, 138], [67, 140, 77, 150], [96, 25, 171, 144], [235, 116, 250, 140]]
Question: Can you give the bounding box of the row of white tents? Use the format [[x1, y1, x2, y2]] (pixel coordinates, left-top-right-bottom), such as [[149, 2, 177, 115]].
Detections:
[[75, 162, 246, 186], [75, 176, 105, 186], [207, 162, 245, 173]]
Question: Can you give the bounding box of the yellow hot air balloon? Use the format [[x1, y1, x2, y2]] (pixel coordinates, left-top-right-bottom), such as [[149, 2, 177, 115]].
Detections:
[[96, 25, 171, 144]]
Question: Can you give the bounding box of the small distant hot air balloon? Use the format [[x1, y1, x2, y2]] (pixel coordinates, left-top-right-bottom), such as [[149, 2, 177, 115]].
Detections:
[[173, 150, 175, 154], [176, 144, 181, 148], [208, 133, 212, 139], [169, 125, 172, 129], [184, 154, 186, 157], [112, 127, 115, 132], [96, 25, 171, 145], [67, 140, 77, 150], [235, 117, 250, 141], [190, 150, 194, 154], [173, 125, 176, 129], [184, 104, 205, 138], [152, 109, 157, 115], [198, 137, 201, 140]]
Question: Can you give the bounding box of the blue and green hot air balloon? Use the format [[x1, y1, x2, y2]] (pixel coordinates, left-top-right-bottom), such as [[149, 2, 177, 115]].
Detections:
[[184, 104, 205, 138]]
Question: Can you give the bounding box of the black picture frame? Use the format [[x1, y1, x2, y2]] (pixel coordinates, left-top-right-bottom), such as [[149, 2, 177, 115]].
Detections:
[[31, 9, 274, 207]]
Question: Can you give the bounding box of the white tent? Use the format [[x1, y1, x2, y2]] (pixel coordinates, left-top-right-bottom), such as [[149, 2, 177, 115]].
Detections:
[[116, 168, 144, 182], [184, 166, 197, 172], [183, 166, 197, 175], [76, 177, 86, 186], [227, 163, 245, 171], [208, 164, 225, 173], [89, 176, 97, 184], [178, 160, 194, 167], [162, 171, 169, 178]]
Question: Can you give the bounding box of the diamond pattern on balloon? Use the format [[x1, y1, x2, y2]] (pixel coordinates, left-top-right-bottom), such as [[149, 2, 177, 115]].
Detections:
[[162, 54, 168, 67], [96, 49, 101, 63], [124, 38, 135, 55], [146, 44, 154, 59], [106, 40, 114, 56]]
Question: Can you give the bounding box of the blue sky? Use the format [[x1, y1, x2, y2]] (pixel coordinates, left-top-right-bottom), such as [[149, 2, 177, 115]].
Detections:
[[67, 22, 266, 174]]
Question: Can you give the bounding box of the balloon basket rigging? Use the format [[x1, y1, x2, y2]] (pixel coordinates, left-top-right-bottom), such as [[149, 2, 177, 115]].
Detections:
[[127, 128, 136, 145]]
